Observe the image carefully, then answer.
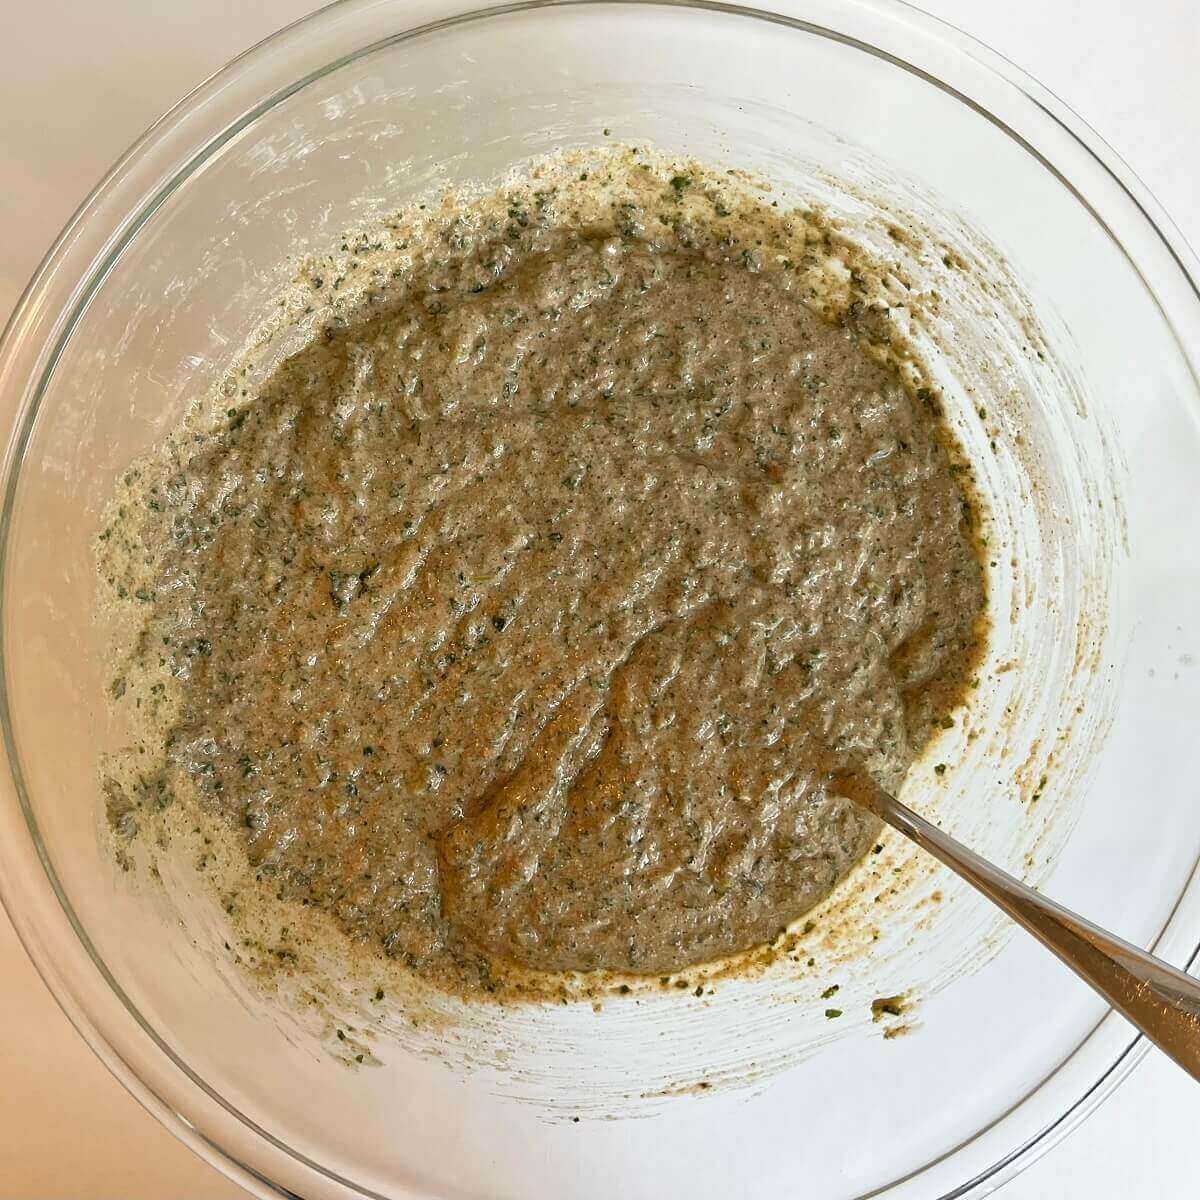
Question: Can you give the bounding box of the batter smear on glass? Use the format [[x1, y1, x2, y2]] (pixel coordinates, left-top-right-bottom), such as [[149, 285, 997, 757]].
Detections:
[[99, 148, 986, 992]]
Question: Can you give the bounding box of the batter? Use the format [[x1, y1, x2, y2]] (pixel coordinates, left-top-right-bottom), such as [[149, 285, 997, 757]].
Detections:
[[99, 148, 985, 990]]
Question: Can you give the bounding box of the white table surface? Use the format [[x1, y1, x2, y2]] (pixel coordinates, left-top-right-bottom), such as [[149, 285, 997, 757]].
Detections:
[[1, 1, 1196, 1196]]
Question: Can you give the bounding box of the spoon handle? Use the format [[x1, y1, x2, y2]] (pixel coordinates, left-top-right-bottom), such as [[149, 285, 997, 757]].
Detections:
[[836, 771, 1200, 1082]]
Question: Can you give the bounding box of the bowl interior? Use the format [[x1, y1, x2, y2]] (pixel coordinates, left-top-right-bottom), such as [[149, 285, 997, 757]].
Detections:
[[4, 4, 1200, 1199]]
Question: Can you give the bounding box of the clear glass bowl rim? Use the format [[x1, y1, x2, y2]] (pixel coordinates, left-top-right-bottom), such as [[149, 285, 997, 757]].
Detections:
[[0, 2, 1197, 1198]]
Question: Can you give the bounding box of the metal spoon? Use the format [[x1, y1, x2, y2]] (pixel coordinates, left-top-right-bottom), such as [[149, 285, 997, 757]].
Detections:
[[831, 769, 1200, 1082]]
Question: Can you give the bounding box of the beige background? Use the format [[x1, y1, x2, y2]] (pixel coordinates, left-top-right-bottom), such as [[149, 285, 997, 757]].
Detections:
[[1, 2, 1197, 1197]]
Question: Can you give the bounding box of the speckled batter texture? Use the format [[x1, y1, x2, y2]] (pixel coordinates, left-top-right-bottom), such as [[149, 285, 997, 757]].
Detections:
[[99, 148, 985, 993]]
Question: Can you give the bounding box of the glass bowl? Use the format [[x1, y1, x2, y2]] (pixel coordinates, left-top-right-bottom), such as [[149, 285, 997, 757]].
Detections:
[[1, 2, 1198, 1198]]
